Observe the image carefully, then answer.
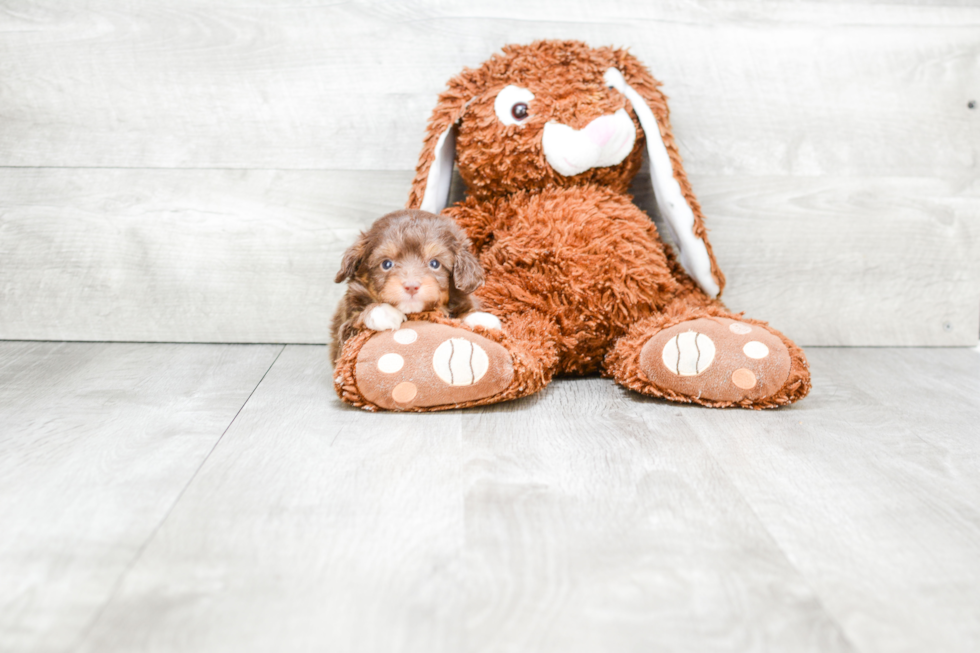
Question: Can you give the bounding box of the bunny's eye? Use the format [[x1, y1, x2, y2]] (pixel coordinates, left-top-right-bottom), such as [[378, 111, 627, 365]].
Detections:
[[381, 259, 393, 270], [494, 85, 535, 127]]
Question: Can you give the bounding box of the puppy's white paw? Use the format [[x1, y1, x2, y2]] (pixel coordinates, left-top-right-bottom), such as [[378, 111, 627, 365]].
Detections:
[[463, 311, 502, 330], [364, 304, 406, 331]]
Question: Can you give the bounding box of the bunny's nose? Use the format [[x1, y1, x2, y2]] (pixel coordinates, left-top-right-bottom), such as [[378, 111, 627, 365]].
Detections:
[[403, 281, 420, 296], [583, 114, 616, 147]]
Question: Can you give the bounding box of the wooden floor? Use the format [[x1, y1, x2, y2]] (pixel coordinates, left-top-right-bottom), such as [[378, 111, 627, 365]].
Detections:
[[1, 342, 978, 653]]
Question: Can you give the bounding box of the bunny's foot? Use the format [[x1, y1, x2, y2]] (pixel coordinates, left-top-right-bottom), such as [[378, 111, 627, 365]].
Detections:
[[607, 315, 810, 408], [333, 317, 549, 412]]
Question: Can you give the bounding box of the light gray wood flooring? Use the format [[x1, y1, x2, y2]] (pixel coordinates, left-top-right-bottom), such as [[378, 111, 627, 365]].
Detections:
[[1, 342, 978, 653]]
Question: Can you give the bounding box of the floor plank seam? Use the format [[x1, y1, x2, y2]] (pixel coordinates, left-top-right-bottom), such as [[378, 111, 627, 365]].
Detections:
[[66, 344, 286, 653], [0, 341, 59, 378], [686, 425, 864, 653]]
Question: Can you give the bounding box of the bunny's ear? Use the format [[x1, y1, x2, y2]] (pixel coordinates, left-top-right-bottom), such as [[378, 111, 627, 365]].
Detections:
[[407, 69, 485, 213], [603, 57, 725, 298], [418, 123, 456, 214]]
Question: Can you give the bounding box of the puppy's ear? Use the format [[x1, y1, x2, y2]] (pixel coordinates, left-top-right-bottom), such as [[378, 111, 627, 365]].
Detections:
[[335, 234, 367, 283], [407, 68, 485, 214], [601, 48, 724, 298], [452, 248, 484, 294]]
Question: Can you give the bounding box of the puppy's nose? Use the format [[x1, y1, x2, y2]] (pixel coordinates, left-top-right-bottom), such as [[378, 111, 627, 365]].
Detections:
[[403, 281, 420, 296]]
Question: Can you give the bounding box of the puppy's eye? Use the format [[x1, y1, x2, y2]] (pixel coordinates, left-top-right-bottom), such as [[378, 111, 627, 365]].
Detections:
[[494, 85, 534, 127], [428, 259, 441, 270], [381, 259, 393, 271]]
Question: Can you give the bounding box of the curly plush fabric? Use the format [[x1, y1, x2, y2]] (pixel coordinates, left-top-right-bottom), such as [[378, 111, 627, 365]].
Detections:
[[333, 40, 810, 410]]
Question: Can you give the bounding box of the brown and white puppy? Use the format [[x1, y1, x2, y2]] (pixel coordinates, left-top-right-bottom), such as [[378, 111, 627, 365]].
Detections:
[[330, 209, 501, 363]]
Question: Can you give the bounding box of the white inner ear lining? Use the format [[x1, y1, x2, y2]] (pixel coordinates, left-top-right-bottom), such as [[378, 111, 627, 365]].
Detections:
[[419, 96, 478, 215], [419, 122, 456, 215], [603, 68, 719, 298]]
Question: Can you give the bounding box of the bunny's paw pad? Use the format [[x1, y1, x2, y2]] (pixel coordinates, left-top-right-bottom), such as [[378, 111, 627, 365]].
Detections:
[[639, 317, 791, 403], [355, 321, 514, 410]]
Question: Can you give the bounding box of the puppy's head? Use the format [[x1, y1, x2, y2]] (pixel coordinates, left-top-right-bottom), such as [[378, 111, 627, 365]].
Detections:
[[336, 209, 483, 314]]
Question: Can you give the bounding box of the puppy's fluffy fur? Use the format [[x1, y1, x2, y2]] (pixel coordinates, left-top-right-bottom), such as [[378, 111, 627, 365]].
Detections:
[[330, 209, 488, 362]]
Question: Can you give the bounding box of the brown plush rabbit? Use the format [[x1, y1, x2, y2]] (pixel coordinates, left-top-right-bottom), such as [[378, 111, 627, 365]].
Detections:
[[333, 40, 810, 411]]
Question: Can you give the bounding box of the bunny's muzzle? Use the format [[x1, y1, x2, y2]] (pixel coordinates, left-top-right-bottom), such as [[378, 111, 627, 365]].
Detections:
[[541, 108, 637, 177]]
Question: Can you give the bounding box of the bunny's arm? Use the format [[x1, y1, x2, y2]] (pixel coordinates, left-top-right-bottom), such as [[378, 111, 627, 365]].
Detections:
[[444, 197, 500, 255]]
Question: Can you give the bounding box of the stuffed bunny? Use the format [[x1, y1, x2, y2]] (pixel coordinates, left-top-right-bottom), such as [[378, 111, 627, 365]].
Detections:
[[334, 40, 810, 411]]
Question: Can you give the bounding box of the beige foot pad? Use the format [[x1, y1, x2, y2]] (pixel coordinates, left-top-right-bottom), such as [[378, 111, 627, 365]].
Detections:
[[355, 321, 514, 411], [640, 317, 791, 403]]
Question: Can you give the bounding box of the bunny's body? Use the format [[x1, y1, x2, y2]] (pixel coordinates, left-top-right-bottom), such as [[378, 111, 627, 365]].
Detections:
[[450, 186, 680, 375], [333, 41, 810, 411]]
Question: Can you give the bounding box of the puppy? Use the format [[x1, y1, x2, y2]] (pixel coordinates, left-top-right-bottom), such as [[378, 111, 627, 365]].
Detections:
[[330, 209, 501, 363]]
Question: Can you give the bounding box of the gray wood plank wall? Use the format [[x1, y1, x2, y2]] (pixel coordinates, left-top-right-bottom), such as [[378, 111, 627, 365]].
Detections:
[[1, 1, 977, 345]]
